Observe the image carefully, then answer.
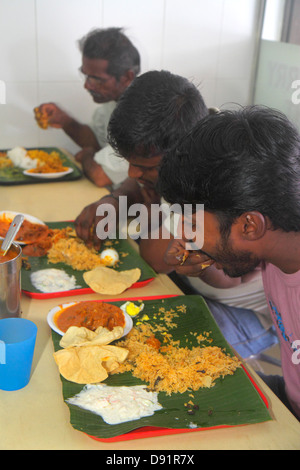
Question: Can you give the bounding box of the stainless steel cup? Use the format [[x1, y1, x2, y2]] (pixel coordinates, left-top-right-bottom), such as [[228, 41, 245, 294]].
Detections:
[[0, 242, 22, 319]]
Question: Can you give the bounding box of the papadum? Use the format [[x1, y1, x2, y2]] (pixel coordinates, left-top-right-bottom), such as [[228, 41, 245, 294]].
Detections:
[[53, 325, 129, 384], [83, 266, 141, 294]]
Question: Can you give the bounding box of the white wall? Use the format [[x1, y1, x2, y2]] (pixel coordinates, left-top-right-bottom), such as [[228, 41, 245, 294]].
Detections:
[[0, 0, 261, 154]]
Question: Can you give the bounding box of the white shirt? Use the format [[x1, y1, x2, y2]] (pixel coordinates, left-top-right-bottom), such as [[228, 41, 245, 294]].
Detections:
[[90, 102, 129, 187]]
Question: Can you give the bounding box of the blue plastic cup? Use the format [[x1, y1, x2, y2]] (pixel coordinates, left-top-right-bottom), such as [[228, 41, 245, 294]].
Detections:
[[0, 318, 37, 391]]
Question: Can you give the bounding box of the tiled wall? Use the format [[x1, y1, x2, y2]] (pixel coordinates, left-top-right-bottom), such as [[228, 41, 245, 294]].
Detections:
[[0, 0, 260, 154]]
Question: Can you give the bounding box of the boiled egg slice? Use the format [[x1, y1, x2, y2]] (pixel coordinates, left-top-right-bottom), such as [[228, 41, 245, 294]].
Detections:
[[100, 248, 119, 266], [120, 301, 145, 317]]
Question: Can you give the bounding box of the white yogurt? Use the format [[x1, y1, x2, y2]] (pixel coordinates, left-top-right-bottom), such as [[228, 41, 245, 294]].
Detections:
[[30, 268, 80, 293], [67, 384, 163, 425]]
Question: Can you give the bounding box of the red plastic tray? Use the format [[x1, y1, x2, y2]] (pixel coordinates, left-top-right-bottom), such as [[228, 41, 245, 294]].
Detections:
[[87, 365, 269, 442], [22, 277, 155, 299]]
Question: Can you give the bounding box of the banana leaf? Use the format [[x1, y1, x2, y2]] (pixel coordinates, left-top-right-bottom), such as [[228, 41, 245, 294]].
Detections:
[[0, 147, 82, 185], [51, 295, 272, 439], [21, 221, 156, 296]]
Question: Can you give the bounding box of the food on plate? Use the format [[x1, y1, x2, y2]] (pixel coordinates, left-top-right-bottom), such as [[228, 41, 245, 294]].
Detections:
[[47, 238, 125, 271], [52, 298, 241, 431], [22, 257, 31, 270], [47, 237, 106, 270], [7, 146, 38, 169], [25, 149, 68, 173], [54, 345, 128, 384], [22, 226, 74, 256], [30, 268, 80, 293], [0, 214, 127, 276], [54, 301, 126, 334], [3, 147, 67, 173], [59, 325, 124, 349], [83, 266, 141, 295], [34, 106, 49, 129], [53, 325, 128, 384], [0, 213, 47, 245], [99, 248, 119, 266], [66, 384, 162, 424], [113, 305, 241, 395], [120, 301, 144, 317], [0, 154, 13, 169]]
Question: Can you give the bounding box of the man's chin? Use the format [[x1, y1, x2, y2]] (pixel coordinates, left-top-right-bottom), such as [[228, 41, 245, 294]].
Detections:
[[93, 97, 106, 103], [89, 93, 107, 103], [222, 265, 257, 278]]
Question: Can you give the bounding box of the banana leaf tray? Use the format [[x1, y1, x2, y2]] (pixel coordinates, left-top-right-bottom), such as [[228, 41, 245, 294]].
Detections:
[[21, 221, 156, 299], [50, 295, 272, 442], [0, 147, 82, 185]]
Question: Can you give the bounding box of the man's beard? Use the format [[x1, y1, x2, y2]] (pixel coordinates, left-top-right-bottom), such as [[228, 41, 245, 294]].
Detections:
[[215, 235, 261, 278]]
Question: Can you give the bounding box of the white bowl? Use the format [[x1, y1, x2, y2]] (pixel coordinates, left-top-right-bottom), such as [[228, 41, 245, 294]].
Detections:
[[23, 167, 73, 179], [47, 301, 133, 337]]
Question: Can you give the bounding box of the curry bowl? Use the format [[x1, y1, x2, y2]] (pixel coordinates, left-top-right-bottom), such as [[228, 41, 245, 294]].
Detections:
[[47, 301, 133, 337]]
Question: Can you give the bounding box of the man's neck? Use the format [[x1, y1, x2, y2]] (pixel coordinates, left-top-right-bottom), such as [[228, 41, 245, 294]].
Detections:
[[265, 230, 300, 274]]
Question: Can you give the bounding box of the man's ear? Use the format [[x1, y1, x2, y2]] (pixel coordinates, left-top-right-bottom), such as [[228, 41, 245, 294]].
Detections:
[[120, 69, 135, 87], [238, 211, 267, 241]]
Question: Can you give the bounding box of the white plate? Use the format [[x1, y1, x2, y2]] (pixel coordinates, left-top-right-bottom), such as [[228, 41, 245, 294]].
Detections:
[[47, 301, 133, 337], [23, 167, 73, 179], [0, 210, 46, 245]]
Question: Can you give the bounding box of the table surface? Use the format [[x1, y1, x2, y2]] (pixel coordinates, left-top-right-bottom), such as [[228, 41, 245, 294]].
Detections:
[[1, 152, 300, 450]]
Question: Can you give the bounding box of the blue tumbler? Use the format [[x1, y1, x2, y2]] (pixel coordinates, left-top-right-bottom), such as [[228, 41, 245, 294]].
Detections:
[[0, 318, 37, 391]]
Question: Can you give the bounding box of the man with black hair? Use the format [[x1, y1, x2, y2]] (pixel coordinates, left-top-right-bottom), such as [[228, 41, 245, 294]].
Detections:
[[34, 27, 140, 187], [158, 105, 300, 420], [75, 71, 276, 362], [75, 69, 208, 249]]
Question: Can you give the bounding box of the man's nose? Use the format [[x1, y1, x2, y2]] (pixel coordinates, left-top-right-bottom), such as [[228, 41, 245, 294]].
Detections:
[[84, 79, 92, 91], [128, 164, 143, 179]]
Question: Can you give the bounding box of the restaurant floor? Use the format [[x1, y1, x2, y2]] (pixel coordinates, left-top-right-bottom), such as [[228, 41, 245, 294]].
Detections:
[[246, 343, 282, 376]]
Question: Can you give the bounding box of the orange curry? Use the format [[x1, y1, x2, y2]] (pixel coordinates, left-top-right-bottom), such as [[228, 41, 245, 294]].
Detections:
[[55, 301, 125, 333], [0, 215, 72, 257], [0, 241, 19, 263], [0, 217, 48, 244]]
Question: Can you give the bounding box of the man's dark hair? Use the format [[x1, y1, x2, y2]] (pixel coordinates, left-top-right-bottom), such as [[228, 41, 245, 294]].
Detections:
[[158, 105, 300, 235], [107, 70, 209, 159], [79, 27, 140, 80]]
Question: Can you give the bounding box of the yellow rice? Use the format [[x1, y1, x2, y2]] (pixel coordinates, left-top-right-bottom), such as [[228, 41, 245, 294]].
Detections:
[[47, 237, 105, 271], [27, 150, 67, 173], [114, 310, 241, 396]]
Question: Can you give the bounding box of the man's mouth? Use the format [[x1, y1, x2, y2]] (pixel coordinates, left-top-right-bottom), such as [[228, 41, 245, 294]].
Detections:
[[138, 178, 154, 188]]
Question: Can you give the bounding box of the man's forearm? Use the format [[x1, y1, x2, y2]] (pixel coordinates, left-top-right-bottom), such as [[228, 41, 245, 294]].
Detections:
[[81, 156, 112, 187], [63, 119, 100, 150]]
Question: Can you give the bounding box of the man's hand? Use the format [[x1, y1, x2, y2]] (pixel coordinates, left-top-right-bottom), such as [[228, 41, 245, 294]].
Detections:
[[74, 196, 119, 250], [164, 239, 214, 277], [34, 103, 100, 150], [34, 102, 71, 128]]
